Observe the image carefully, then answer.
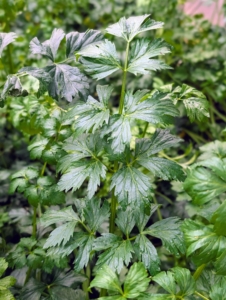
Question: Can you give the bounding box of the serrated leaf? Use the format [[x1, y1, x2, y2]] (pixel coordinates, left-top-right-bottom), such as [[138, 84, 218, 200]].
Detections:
[[20, 278, 46, 300], [184, 157, 226, 205], [137, 156, 185, 181], [9, 167, 39, 194], [0, 258, 8, 277], [1, 75, 23, 100], [211, 201, 226, 236], [58, 159, 107, 198], [115, 209, 135, 236], [172, 84, 209, 122], [152, 267, 195, 298], [182, 219, 226, 273], [123, 262, 150, 298], [145, 217, 185, 256], [128, 38, 171, 75], [0, 290, 15, 300], [106, 15, 163, 42], [74, 234, 94, 272], [134, 203, 159, 232], [79, 40, 122, 80], [110, 165, 151, 205], [209, 277, 226, 300], [44, 63, 89, 102], [96, 239, 134, 273], [124, 91, 179, 125], [71, 85, 113, 133], [49, 286, 86, 300], [198, 140, 226, 161], [84, 198, 109, 231], [90, 265, 122, 294], [66, 30, 103, 57], [134, 235, 160, 275], [30, 28, 65, 61], [93, 234, 122, 251], [0, 32, 17, 57], [40, 206, 80, 227]]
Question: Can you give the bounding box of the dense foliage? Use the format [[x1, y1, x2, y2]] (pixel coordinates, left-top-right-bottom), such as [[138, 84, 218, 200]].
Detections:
[[1, 1, 226, 299]]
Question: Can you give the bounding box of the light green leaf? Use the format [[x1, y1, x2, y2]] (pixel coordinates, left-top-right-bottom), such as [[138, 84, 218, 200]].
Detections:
[[106, 15, 163, 42], [0, 258, 8, 277], [30, 28, 65, 61], [184, 157, 226, 205], [145, 217, 185, 256], [90, 265, 122, 294], [115, 209, 135, 236], [128, 38, 171, 75], [79, 40, 122, 80], [66, 30, 103, 57], [110, 165, 151, 205], [134, 234, 160, 275], [211, 201, 226, 236], [198, 140, 226, 161], [123, 262, 150, 298], [71, 85, 113, 133], [0, 290, 15, 300], [0, 32, 17, 57], [182, 219, 226, 272], [96, 239, 134, 273], [84, 198, 109, 231], [58, 159, 107, 198], [209, 277, 226, 300], [40, 206, 80, 227], [74, 234, 94, 271]]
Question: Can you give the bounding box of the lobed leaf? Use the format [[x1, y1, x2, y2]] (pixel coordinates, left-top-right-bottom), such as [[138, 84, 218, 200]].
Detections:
[[0, 32, 17, 57]]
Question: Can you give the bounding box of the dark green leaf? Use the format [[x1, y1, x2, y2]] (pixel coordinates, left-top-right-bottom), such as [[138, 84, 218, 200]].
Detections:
[[74, 234, 94, 271], [20, 278, 46, 300], [84, 198, 109, 231], [115, 209, 135, 236]]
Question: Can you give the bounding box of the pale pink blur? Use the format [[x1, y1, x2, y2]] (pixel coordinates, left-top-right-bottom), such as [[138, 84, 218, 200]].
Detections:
[[184, 0, 225, 26]]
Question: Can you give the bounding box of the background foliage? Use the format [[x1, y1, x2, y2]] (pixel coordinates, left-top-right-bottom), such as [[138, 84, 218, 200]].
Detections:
[[1, 0, 226, 299]]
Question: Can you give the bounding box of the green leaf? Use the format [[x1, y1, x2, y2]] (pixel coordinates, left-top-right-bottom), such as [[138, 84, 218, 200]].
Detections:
[[115, 209, 135, 236], [49, 286, 86, 300], [152, 267, 195, 298], [137, 156, 185, 181], [66, 30, 103, 57], [0, 75, 23, 100], [209, 277, 226, 300], [84, 198, 109, 231], [74, 234, 94, 272], [40, 206, 80, 227], [44, 63, 89, 102], [123, 262, 150, 298], [71, 85, 113, 133], [184, 157, 226, 205], [145, 217, 185, 256], [124, 91, 179, 125], [0, 290, 15, 300], [93, 234, 122, 251], [101, 115, 131, 153], [198, 140, 226, 161], [182, 219, 226, 272], [110, 165, 151, 205], [96, 239, 134, 273], [79, 40, 122, 80], [134, 234, 160, 275], [128, 39, 171, 75], [172, 84, 209, 122], [211, 201, 226, 236], [58, 159, 107, 198], [106, 15, 163, 42], [0, 258, 8, 277], [30, 28, 65, 61], [0, 32, 17, 57], [20, 278, 46, 300], [90, 265, 122, 294]]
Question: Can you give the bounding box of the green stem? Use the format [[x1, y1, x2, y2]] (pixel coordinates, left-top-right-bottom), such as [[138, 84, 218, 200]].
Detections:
[[82, 264, 91, 300], [194, 291, 209, 300], [155, 191, 174, 205], [24, 267, 32, 285], [212, 106, 226, 123], [100, 289, 107, 297], [153, 196, 162, 220], [40, 162, 47, 176], [32, 207, 37, 238], [142, 122, 149, 138], [110, 191, 117, 233], [119, 41, 130, 114], [193, 264, 206, 281]]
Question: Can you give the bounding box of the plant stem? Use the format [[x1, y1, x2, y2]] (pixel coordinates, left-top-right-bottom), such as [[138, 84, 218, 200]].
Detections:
[[142, 122, 149, 138], [194, 291, 209, 300], [193, 264, 206, 281], [32, 207, 37, 238], [155, 191, 174, 205], [82, 264, 91, 300], [153, 196, 162, 220], [100, 289, 107, 297], [24, 267, 32, 285], [119, 41, 130, 114], [110, 190, 117, 233], [40, 162, 47, 176]]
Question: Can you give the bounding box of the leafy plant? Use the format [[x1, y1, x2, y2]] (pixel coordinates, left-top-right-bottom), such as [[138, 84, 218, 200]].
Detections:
[[2, 6, 226, 300]]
